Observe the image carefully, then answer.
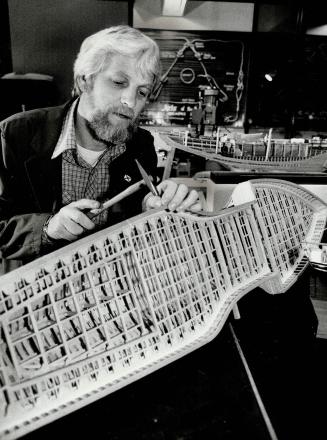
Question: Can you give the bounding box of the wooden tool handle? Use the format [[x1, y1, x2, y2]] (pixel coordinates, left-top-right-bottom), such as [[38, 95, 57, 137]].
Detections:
[[87, 179, 145, 219]]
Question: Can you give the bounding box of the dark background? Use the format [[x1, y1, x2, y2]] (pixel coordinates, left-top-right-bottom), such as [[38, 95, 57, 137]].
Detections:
[[1, 0, 327, 135]]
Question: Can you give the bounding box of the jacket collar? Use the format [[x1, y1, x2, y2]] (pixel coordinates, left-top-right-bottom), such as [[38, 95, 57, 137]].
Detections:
[[25, 101, 73, 211], [29, 100, 74, 158]]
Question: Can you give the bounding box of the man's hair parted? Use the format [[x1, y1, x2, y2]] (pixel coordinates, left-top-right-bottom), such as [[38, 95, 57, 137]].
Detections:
[[73, 25, 161, 96]]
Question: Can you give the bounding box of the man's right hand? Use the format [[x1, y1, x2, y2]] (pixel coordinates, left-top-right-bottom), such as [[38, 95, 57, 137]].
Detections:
[[46, 199, 102, 241]]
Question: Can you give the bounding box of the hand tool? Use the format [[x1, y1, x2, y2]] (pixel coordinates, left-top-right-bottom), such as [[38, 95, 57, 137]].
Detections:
[[135, 159, 159, 196], [87, 179, 145, 219]]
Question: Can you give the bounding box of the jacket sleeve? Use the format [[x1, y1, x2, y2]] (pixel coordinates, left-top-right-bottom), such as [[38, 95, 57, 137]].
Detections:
[[0, 121, 50, 261]]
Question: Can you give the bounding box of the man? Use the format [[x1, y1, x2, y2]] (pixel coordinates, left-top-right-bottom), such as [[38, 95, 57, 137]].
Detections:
[[0, 26, 202, 274]]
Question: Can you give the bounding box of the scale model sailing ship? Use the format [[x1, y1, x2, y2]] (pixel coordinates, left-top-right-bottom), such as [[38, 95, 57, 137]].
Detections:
[[160, 132, 327, 173], [0, 179, 326, 439]]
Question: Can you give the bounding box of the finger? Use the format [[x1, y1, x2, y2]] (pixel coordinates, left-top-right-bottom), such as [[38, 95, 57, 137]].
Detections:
[[157, 180, 178, 204], [61, 227, 80, 242], [144, 194, 163, 210], [69, 199, 101, 210], [167, 184, 189, 211], [51, 221, 81, 242], [62, 216, 85, 236], [188, 201, 203, 212], [175, 189, 200, 212], [69, 209, 96, 230]]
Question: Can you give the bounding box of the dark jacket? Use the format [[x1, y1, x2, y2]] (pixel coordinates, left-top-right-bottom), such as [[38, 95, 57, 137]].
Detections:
[[0, 101, 157, 273]]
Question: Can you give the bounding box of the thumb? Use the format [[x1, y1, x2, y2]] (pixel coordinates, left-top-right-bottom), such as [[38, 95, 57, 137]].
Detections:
[[69, 199, 102, 210], [144, 194, 163, 210]]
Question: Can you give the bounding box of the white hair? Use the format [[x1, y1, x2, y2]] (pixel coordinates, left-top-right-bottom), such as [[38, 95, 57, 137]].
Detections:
[[73, 25, 161, 96]]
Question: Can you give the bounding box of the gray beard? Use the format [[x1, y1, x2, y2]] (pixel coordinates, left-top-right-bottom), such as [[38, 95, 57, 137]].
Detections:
[[87, 110, 137, 145]]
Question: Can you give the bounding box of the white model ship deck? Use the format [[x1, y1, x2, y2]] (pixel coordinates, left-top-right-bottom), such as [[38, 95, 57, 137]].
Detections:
[[0, 179, 326, 439]]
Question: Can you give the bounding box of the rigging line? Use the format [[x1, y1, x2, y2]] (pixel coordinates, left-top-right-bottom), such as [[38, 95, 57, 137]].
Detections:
[[152, 40, 192, 101], [188, 38, 245, 122], [197, 66, 228, 101], [229, 322, 279, 440], [152, 37, 245, 122], [225, 41, 245, 122], [153, 37, 236, 100]]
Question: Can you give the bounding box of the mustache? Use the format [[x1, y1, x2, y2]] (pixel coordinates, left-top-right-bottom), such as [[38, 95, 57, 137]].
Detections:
[[87, 105, 138, 144], [108, 105, 135, 120]]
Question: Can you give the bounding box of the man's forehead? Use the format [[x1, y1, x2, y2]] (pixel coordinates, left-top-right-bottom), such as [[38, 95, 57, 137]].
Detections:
[[104, 54, 153, 86]]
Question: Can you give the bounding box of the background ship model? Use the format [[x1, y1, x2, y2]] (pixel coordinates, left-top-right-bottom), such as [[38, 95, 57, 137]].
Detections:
[[158, 130, 327, 174], [302, 240, 327, 272]]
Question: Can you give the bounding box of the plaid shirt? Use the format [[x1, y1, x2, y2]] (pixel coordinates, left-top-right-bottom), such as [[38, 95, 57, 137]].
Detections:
[[52, 100, 126, 226]]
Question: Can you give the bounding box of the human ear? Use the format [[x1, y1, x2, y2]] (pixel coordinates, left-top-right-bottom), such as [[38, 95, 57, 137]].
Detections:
[[78, 75, 92, 92]]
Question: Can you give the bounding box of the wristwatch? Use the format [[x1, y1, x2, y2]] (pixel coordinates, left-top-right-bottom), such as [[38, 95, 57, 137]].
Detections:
[[42, 215, 55, 245]]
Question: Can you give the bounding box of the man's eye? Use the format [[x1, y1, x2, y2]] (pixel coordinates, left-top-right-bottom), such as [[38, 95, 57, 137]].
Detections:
[[112, 80, 125, 86], [139, 89, 149, 98]]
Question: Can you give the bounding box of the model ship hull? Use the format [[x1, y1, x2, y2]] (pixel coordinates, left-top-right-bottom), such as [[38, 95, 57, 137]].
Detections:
[[0, 179, 326, 439], [162, 134, 327, 173]]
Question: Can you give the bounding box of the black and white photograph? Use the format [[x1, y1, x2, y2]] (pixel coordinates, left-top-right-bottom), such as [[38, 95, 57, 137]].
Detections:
[[1, 1, 327, 439]]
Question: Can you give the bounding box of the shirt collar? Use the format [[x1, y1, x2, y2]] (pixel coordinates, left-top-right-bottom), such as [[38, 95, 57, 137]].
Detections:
[[51, 98, 79, 159]]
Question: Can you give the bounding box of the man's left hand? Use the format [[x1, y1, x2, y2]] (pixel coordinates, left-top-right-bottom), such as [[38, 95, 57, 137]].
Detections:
[[143, 180, 203, 212]]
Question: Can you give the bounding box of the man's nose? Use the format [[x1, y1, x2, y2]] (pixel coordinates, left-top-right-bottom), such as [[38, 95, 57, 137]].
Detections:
[[120, 88, 136, 109]]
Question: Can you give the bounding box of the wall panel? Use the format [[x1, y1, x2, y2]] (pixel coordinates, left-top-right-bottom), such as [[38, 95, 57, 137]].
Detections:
[[8, 0, 130, 102]]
